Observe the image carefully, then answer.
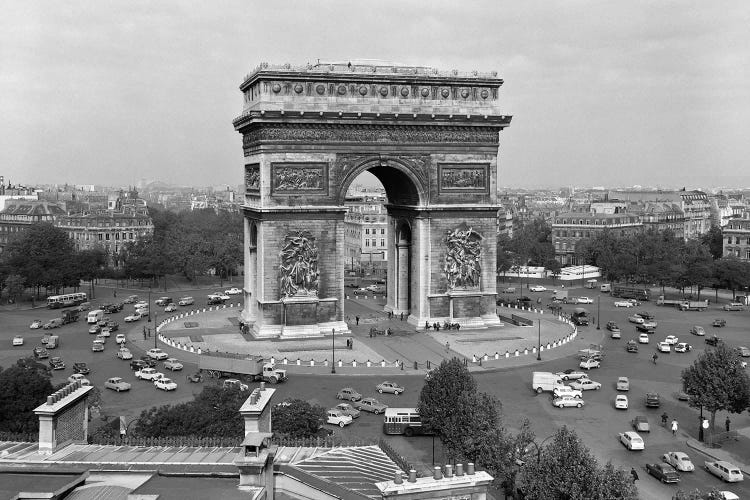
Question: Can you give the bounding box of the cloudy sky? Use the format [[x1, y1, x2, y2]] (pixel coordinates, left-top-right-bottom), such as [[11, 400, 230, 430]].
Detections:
[[1, 1, 748, 190]]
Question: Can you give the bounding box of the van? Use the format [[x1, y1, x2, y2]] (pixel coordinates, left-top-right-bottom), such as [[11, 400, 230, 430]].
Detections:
[[532, 372, 564, 394], [46, 335, 59, 349], [178, 296, 194, 306], [600, 284, 611, 293], [87, 309, 105, 324]]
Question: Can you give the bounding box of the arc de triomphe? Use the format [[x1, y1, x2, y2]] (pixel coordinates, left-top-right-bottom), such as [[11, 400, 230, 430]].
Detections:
[[233, 61, 511, 338]]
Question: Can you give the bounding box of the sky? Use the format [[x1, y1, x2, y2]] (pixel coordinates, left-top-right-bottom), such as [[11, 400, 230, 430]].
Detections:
[[1, 1, 749, 190]]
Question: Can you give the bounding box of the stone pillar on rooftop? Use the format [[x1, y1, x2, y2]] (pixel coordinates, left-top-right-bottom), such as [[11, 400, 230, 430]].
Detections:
[[235, 384, 277, 498], [33, 381, 93, 455]]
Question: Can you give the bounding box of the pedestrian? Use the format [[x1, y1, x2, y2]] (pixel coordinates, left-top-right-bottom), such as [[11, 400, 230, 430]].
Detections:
[[661, 412, 668, 427], [726, 416, 731, 432], [355, 316, 360, 326], [400, 312, 403, 321], [652, 353, 658, 364], [113, 290, 117, 298], [445, 341, 450, 353], [425, 321, 430, 330], [630, 467, 639, 483], [671, 419, 678, 436]]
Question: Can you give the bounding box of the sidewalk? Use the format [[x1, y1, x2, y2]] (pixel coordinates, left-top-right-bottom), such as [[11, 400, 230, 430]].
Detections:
[[685, 429, 750, 476]]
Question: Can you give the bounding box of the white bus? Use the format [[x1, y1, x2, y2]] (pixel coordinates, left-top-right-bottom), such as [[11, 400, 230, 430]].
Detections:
[[382, 408, 434, 437], [87, 309, 105, 324], [47, 292, 88, 309]]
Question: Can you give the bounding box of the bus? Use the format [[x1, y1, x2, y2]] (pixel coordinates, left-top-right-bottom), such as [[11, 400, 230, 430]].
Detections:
[[611, 285, 650, 301], [47, 292, 88, 309], [383, 408, 434, 437]]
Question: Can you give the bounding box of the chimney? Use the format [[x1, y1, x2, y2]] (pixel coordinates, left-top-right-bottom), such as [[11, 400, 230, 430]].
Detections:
[[456, 463, 464, 476], [433, 467, 442, 480], [34, 383, 93, 455], [394, 472, 403, 484], [408, 470, 417, 483], [467, 462, 475, 475], [444, 464, 453, 478], [260, 381, 266, 391]]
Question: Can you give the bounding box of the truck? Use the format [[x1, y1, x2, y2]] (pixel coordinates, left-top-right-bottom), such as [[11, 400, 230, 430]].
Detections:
[[657, 296, 683, 307], [532, 372, 564, 394], [552, 290, 568, 303], [198, 352, 287, 384], [678, 300, 709, 311], [611, 285, 651, 301], [61, 309, 80, 325]]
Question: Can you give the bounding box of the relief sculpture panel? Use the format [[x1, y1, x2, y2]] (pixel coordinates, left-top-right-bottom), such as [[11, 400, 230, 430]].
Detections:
[[271, 163, 328, 194], [438, 164, 489, 194], [245, 163, 260, 191], [279, 231, 319, 298], [444, 226, 482, 290]]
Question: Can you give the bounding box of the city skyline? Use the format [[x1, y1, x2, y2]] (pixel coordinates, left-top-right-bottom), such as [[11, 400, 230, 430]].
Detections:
[[2, 1, 749, 189]]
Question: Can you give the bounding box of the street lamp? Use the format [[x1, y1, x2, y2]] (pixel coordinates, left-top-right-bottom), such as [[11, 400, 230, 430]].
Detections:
[[331, 328, 336, 374], [702, 416, 709, 445], [154, 310, 158, 349], [147, 287, 152, 323], [537, 319, 542, 361], [596, 296, 601, 330], [699, 405, 706, 442]]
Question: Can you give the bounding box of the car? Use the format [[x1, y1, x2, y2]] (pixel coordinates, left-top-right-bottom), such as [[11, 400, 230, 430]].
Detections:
[[67, 373, 91, 386], [155, 297, 172, 306], [614, 300, 635, 308], [135, 307, 149, 316], [662, 451, 695, 472], [376, 381, 404, 395], [675, 390, 689, 401], [73, 362, 90, 374], [164, 358, 184, 371], [553, 386, 583, 399], [49, 357, 65, 370], [225, 287, 243, 295], [674, 342, 692, 353], [95, 334, 108, 344], [529, 285, 547, 292], [705, 335, 723, 346], [606, 321, 620, 332], [154, 377, 178, 391], [97, 317, 110, 327], [579, 358, 600, 370], [117, 347, 133, 360], [353, 397, 388, 414], [76, 302, 92, 312], [187, 372, 203, 383], [211, 292, 231, 301], [178, 297, 195, 306], [645, 392, 660, 408], [139, 356, 158, 367], [638, 333, 650, 344], [569, 379, 601, 391], [123, 295, 139, 304], [552, 396, 584, 408], [98, 327, 111, 337], [615, 395, 628, 409], [643, 321, 658, 331], [610, 330, 621, 339], [626, 340, 638, 353], [222, 378, 249, 391], [663, 335, 678, 345], [628, 315, 645, 324], [336, 387, 362, 401], [352, 288, 369, 295], [577, 296, 594, 304], [709, 492, 740, 500], [135, 367, 164, 381], [133, 301, 148, 309], [334, 402, 361, 419], [736, 346, 750, 358], [690, 326, 705, 336], [29, 320, 43, 329], [712, 318, 727, 327], [115, 333, 127, 344], [33, 346, 49, 359], [146, 348, 168, 360], [12, 336, 24, 346], [555, 369, 589, 381], [103, 321, 119, 332], [637, 311, 655, 320], [723, 302, 745, 311], [636, 324, 656, 333], [631, 415, 650, 432], [124, 312, 142, 322], [619, 431, 645, 450], [164, 303, 177, 312], [704, 461, 744, 482], [616, 376, 630, 391], [325, 409, 354, 427], [128, 359, 147, 371], [91, 340, 105, 352], [207, 296, 226, 305], [646, 463, 680, 483], [656, 342, 671, 353], [105, 377, 131, 392]]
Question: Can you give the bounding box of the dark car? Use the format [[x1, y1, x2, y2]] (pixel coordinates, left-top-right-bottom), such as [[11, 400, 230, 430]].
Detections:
[[207, 296, 225, 305], [104, 303, 123, 314], [637, 311, 655, 320], [129, 359, 151, 371], [705, 335, 723, 346], [103, 321, 119, 332], [626, 340, 638, 353], [712, 318, 726, 327], [33, 346, 49, 359], [645, 392, 661, 408], [636, 324, 656, 333], [73, 362, 90, 374], [49, 357, 65, 370], [646, 463, 680, 483], [139, 356, 157, 368]]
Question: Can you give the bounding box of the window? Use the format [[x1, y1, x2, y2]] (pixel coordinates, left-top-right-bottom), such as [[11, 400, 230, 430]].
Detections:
[[365, 240, 370, 247], [381, 239, 385, 247], [381, 229, 385, 235], [365, 229, 369, 235]]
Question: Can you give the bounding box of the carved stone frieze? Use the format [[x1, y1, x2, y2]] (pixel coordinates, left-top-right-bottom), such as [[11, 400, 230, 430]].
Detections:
[[438, 164, 489, 194], [271, 163, 328, 194], [244, 163, 260, 191], [444, 225, 482, 290], [279, 231, 319, 298]]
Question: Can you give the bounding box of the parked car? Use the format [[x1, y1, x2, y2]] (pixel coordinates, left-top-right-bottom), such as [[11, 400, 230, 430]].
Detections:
[[225, 287, 243, 295], [690, 326, 705, 336], [615, 395, 628, 409], [105, 377, 131, 392], [553, 386, 583, 399], [29, 320, 43, 329], [632, 415, 650, 432], [117, 347, 133, 360], [135, 367, 163, 381], [646, 463, 680, 483], [146, 348, 168, 360], [704, 461, 744, 482], [73, 362, 90, 374], [569, 379, 601, 391], [334, 402, 360, 419], [614, 300, 635, 308], [325, 409, 353, 427], [638, 333, 650, 344], [556, 369, 589, 381], [164, 358, 184, 371], [353, 397, 388, 414], [67, 373, 91, 386], [723, 302, 745, 311], [552, 396, 584, 408], [645, 392, 661, 408], [617, 377, 630, 391], [49, 357, 65, 370], [154, 377, 178, 391], [529, 285, 547, 292], [656, 342, 671, 353], [712, 318, 727, 327], [376, 381, 404, 395], [579, 358, 601, 370], [336, 387, 362, 401], [619, 431, 645, 450], [628, 315, 645, 324], [664, 335, 679, 345], [662, 451, 695, 472], [674, 342, 692, 353], [12, 336, 24, 346]]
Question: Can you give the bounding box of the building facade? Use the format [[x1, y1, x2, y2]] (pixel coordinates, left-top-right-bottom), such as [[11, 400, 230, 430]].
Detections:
[[552, 211, 643, 265], [0, 201, 66, 253], [723, 216, 750, 261]]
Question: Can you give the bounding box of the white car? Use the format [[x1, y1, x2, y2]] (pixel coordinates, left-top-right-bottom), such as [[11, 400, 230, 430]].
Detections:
[[98, 328, 111, 337], [579, 358, 600, 370], [211, 292, 231, 300], [124, 312, 142, 322], [704, 460, 744, 482], [67, 373, 91, 386], [164, 303, 177, 312], [135, 368, 164, 381], [642, 320, 658, 329], [164, 358, 183, 371], [115, 333, 127, 344], [656, 342, 671, 353], [154, 377, 177, 391], [552, 396, 585, 409], [29, 320, 43, 329], [690, 326, 705, 336], [664, 335, 679, 345], [662, 451, 695, 472], [134, 301, 148, 309], [615, 395, 628, 409], [674, 342, 692, 353], [117, 348, 133, 360], [638, 333, 650, 344], [147, 348, 168, 360], [628, 315, 645, 324], [576, 296, 594, 304], [553, 386, 583, 399], [570, 379, 602, 391], [12, 336, 24, 346], [619, 431, 645, 450], [614, 300, 634, 308], [326, 409, 354, 427], [178, 297, 194, 306], [529, 285, 547, 292], [225, 287, 242, 295], [556, 370, 589, 381]]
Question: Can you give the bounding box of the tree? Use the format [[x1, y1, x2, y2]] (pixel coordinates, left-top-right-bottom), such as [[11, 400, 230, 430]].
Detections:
[[701, 225, 724, 259], [682, 344, 750, 442], [271, 399, 326, 438], [2, 273, 25, 304], [678, 240, 714, 299], [713, 257, 750, 299], [518, 426, 637, 499], [0, 357, 55, 433]]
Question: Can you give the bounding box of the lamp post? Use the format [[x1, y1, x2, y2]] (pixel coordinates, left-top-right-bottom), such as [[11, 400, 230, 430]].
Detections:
[[537, 319, 542, 361], [147, 287, 152, 323], [596, 295, 601, 330], [699, 406, 705, 442], [154, 310, 158, 349], [331, 328, 336, 374]]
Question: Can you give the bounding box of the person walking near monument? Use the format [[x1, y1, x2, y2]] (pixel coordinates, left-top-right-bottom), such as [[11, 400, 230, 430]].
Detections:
[[671, 419, 678, 436], [445, 341, 450, 353], [726, 416, 731, 432], [630, 467, 639, 483], [355, 316, 360, 326]]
